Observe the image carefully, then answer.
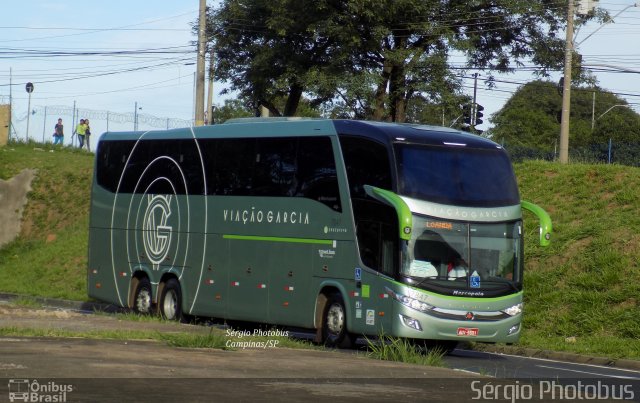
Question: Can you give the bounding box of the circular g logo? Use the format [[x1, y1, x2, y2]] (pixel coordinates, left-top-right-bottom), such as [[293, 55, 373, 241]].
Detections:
[[108, 135, 208, 313], [143, 194, 173, 267]]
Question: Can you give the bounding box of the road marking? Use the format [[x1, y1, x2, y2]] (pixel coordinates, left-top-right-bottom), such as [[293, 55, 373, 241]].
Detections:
[[486, 351, 640, 375], [536, 365, 640, 380], [535, 364, 640, 380]]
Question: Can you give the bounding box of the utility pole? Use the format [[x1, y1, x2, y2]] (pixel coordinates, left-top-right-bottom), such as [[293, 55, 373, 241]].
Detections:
[[471, 73, 479, 129], [206, 47, 214, 124], [71, 101, 76, 146], [559, 0, 575, 164], [25, 82, 34, 143], [591, 91, 596, 130], [8, 68, 12, 142], [195, 0, 207, 127], [472, 73, 478, 111], [134, 101, 138, 131]]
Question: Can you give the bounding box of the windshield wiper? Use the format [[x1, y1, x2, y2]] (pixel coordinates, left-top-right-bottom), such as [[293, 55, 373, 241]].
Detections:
[[482, 277, 520, 292]]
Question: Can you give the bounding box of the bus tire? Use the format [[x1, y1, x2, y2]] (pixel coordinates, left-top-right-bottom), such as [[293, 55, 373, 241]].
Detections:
[[159, 278, 183, 322], [132, 277, 153, 315], [322, 293, 354, 349]]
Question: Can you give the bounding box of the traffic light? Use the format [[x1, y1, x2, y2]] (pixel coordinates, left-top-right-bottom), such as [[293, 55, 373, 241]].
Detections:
[[474, 104, 484, 126], [462, 104, 472, 125]]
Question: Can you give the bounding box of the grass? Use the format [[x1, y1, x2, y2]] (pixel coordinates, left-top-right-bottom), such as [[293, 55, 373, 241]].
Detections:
[[0, 310, 316, 353], [2, 142, 640, 360], [10, 296, 44, 308], [365, 333, 447, 367], [516, 160, 640, 359], [160, 329, 231, 349], [0, 141, 92, 300], [0, 326, 168, 342]]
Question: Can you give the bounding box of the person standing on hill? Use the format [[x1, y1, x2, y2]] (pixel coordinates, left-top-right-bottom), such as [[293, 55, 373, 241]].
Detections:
[[84, 119, 92, 152], [74, 119, 86, 149], [53, 118, 64, 145]]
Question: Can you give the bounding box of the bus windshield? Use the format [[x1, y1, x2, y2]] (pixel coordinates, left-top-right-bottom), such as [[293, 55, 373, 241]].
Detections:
[[402, 215, 523, 297], [395, 143, 519, 207]]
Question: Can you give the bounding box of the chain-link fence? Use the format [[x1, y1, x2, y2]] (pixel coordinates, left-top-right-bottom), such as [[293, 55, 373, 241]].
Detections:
[[8, 104, 193, 148], [504, 141, 640, 167]]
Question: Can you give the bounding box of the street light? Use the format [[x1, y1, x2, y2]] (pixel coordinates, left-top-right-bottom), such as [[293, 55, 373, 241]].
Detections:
[[596, 104, 630, 120], [559, 2, 638, 163], [592, 104, 631, 131], [25, 82, 34, 142], [575, 3, 638, 47]]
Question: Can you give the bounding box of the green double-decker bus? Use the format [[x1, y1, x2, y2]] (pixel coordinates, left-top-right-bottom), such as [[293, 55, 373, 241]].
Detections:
[[88, 118, 551, 348]]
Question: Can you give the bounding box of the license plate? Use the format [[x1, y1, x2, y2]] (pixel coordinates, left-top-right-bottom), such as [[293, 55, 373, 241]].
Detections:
[[457, 327, 479, 336]]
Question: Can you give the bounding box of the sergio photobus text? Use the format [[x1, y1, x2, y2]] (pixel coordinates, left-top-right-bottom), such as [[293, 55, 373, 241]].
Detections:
[[224, 329, 289, 349], [471, 380, 635, 402], [225, 329, 290, 338]]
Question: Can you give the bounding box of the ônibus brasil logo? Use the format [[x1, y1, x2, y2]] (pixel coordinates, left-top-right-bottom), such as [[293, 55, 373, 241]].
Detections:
[[8, 379, 73, 402], [142, 194, 173, 269]]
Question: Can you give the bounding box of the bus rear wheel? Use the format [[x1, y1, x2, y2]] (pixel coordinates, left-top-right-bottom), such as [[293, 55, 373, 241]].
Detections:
[[133, 277, 153, 315], [322, 293, 354, 349], [159, 278, 183, 322]]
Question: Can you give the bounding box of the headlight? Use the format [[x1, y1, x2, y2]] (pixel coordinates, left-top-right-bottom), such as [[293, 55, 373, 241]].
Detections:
[[503, 303, 523, 316], [387, 287, 434, 314], [400, 314, 422, 331]]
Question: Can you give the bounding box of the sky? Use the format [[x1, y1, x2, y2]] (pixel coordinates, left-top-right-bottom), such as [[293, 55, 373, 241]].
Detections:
[[457, 0, 640, 131], [1, 0, 639, 145]]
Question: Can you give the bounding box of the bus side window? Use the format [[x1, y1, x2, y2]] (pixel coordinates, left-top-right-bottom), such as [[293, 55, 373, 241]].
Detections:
[[338, 136, 392, 198], [96, 140, 135, 193], [296, 137, 342, 212], [253, 138, 297, 197], [213, 139, 256, 195]]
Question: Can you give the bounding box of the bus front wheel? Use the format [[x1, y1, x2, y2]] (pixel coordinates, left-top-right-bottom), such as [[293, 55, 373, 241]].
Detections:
[[133, 277, 153, 315], [159, 278, 183, 322], [322, 293, 354, 349]]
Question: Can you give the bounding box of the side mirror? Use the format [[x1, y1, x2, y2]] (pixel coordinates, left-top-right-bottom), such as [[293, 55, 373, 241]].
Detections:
[[521, 201, 552, 247], [364, 185, 413, 241]]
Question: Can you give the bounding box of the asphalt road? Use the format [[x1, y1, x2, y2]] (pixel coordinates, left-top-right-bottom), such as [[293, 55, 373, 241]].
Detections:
[[446, 348, 640, 380], [0, 337, 476, 402], [0, 302, 477, 402], [1, 298, 640, 402]]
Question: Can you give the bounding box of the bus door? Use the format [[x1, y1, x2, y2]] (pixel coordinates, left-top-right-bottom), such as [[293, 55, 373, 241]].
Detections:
[[350, 198, 399, 334]]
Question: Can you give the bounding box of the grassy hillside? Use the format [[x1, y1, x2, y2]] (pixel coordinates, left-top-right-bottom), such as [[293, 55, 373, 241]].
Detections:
[[1, 143, 639, 358], [0, 143, 92, 300], [517, 160, 640, 358]]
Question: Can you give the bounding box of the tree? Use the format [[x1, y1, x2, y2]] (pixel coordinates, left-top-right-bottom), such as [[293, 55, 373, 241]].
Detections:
[[488, 80, 640, 153], [211, 99, 254, 123], [209, 0, 345, 117], [208, 0, 605, 122]]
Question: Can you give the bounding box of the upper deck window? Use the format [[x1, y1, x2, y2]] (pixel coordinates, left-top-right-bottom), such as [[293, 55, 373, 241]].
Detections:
[[395, 143, 519, 207], [339, 136, 393, 198]]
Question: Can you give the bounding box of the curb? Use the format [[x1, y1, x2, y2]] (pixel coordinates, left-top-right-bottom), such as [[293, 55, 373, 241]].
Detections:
[[0, 292, 125, 314]]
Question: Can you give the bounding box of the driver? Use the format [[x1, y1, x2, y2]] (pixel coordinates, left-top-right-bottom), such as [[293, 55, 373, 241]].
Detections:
[[448, 257, 468, 280]]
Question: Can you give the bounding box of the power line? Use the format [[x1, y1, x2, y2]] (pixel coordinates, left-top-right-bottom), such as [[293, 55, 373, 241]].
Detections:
[[0, 58, 193, 87], [0, 9, 197, 43]]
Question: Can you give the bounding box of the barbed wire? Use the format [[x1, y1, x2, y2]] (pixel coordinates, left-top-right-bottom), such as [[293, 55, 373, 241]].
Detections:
[[12, 104, 193, 129]]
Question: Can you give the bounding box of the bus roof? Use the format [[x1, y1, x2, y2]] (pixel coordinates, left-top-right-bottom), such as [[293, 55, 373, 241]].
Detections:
[[332, 120, 501, 150], [99, 118, 502, 150]]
